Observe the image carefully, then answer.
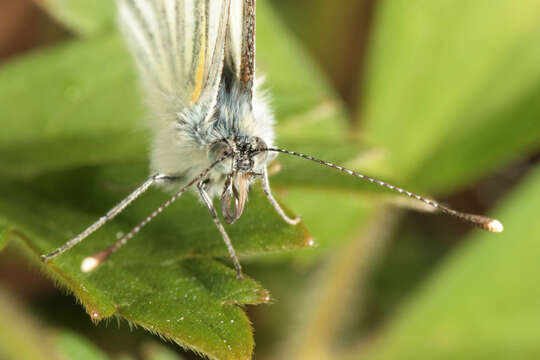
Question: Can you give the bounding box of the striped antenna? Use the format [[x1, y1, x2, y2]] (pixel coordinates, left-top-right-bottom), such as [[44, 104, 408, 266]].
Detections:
[[261, 148, 503, 233]]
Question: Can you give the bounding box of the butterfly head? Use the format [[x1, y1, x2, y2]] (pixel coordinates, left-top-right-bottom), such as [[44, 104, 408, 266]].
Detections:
[[209, 136, 269, 174], [208, 136, 270, 224]]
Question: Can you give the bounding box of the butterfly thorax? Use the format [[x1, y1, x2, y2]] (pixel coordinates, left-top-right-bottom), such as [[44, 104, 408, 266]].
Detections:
[[151, 64, 274, 202]]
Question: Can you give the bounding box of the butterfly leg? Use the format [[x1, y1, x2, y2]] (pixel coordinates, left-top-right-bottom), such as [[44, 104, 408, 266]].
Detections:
[[261, 168, 301, 225], [197, 181, 243, 279]]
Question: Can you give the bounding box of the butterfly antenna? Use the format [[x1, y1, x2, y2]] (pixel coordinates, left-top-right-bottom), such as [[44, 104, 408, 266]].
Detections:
[[80, 155, 233, 273], [262, 148, 503, 233], [41, 174, 165, 263]]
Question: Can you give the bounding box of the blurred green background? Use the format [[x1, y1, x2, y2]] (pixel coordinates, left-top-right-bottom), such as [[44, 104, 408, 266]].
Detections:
[[0, 0, 539, 359]]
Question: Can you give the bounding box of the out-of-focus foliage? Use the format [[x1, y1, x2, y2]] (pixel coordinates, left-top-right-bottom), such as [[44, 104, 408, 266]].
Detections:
[[351, 164, 540, 360], [0, 0, 538, 359], [56, 331, 110, 360], [0, 289, 58, 360], [36, 0, 115, 37], [361, 0, 540, 193]]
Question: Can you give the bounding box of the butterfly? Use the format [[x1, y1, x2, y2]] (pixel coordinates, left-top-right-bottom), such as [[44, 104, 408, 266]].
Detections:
[[42, 0, 503, 279]]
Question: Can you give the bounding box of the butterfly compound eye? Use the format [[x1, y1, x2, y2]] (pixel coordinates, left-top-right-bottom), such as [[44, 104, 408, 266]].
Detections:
[[210, 141, 232, 159], [253, 137, 268, 155], [209, 141, 234, 173]]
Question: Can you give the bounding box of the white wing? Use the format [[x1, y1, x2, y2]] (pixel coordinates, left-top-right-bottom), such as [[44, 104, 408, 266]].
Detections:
[[227, 0, 255, 98], [117, 0, 231, 119]]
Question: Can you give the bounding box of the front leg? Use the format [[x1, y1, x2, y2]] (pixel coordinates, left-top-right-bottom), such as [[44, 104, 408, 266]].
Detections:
[[198, 181, 243, 279], [261, 168, 301, 225]]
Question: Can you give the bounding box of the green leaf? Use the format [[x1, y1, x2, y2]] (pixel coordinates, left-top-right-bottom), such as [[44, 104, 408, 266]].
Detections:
[[361, 0, 540, 193], [37, 0, 115, 37], [56, 331, 110, 360], [0, 162, 308, 360], [0, 35, 144, 178], [354, 165, 540, 360]]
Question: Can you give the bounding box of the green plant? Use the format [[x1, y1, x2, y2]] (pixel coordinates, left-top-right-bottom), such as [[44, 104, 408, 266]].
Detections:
[[1, 0, 539, 359]]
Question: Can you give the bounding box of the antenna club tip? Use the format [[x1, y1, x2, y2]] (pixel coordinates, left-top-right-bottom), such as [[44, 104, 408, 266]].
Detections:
[[81, 256, 101, 273], [487, 219, 504, 233]]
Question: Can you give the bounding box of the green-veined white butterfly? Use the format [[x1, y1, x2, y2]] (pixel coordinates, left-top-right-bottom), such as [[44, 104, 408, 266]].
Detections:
[[42, 0, 503, 278]]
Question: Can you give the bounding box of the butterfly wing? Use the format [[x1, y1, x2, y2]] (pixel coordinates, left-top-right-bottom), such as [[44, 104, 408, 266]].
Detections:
[[117, 0, 231, 120], [118, 0, 274, 186], [227, 0, 255, 98]]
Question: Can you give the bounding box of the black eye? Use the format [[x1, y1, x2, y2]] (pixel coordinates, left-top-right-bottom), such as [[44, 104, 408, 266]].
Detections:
[[209, 141, 232, 162], [252, 137, 267, 151], [251, 137, 269, 162]]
